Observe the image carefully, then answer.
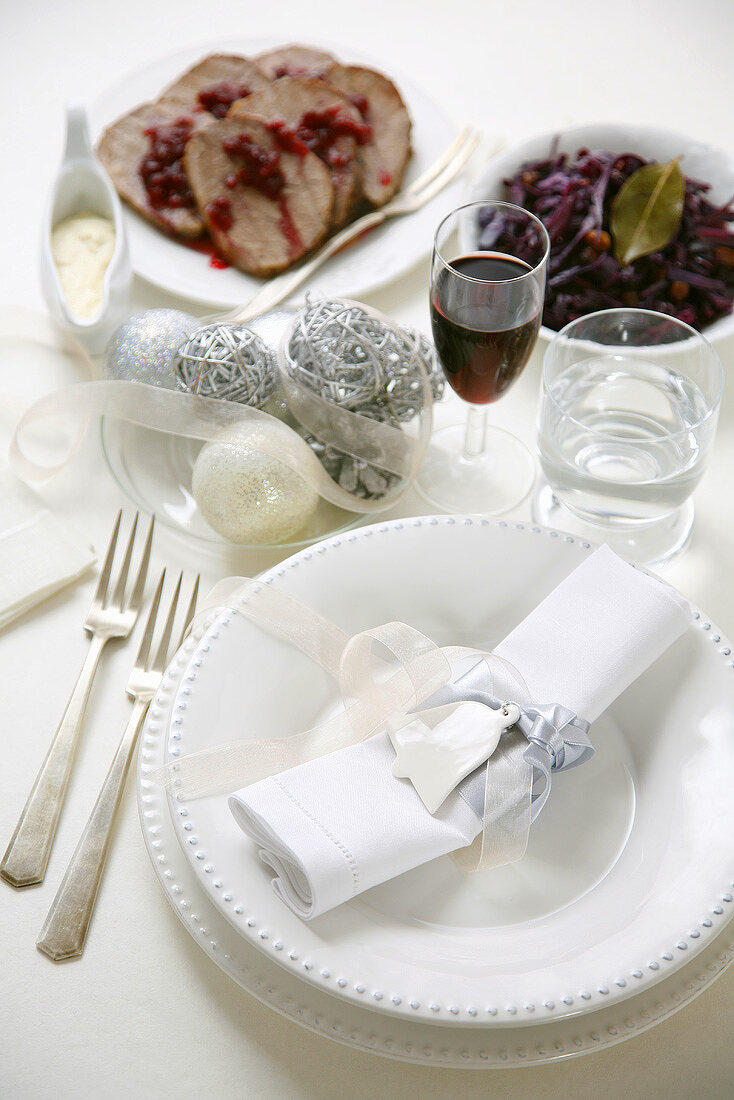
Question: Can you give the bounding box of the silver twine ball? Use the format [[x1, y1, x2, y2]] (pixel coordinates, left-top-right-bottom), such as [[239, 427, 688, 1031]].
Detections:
[[283, 297, 443, 499], [174, 323, 278, 408], [103, 308, 199, 388], [284, 297, 387, 411], [284, 298, 444, 422]]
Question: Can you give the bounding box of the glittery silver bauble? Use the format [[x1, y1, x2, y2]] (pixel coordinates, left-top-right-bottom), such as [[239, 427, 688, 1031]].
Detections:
[[174, 323, 278, 408], [103, 309, 199, 388], [192, 432, 319, 544]]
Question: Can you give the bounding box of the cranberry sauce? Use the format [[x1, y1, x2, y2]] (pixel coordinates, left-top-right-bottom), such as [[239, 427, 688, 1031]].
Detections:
[[222, 133, 285, 198], [267, 121, 311, 158], [205, 197, 233, 231], [183, 237, 231, 269], [277, 198, 303, 259], [267, 108, 371, 170], [197, 82, 252, 118], [139, 118, 196, 209], [347, 92, 369, 114]]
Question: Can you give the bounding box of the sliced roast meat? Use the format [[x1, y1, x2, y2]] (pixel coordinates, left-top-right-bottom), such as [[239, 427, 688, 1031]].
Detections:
[[97, 98, 213, 237], [184, 115, 334, 277], [326, 64, 411, 206], [229, 76, 368, 228], [255, 44, 335, 81], [163, 54, 269, 119]]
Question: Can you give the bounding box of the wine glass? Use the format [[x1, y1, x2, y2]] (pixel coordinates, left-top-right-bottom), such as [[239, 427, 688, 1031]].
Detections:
[[416, 200, 549, 514]]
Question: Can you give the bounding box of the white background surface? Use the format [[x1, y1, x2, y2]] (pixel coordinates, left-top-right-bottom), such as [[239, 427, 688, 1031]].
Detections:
[[2, 0, 734, 1097]]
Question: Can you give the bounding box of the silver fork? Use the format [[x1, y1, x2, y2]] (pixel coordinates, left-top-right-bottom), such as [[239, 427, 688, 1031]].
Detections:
[[229, 126, 483, 325], [1, 510, 154, 889], [37, 569, 199, 961]]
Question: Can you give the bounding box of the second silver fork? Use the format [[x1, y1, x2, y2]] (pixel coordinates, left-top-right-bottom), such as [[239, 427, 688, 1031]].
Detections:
[[37, 568, 199, 961], [1, 510, 154, 889]]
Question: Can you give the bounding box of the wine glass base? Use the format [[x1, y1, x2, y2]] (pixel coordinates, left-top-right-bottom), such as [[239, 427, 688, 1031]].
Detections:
[[531, 481, 695, 566], [415, 426, 535, 515]]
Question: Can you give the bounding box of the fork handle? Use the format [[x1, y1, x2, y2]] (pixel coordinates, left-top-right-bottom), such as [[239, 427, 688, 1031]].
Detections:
[[37, 698, 149, 961], [230, 209, 388, 324], [1, 633, 108, 888]]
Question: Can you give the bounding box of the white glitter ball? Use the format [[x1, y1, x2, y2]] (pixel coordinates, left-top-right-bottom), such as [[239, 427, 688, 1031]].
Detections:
[[192, 435, 319, 545], [103, 308, 199, 388]]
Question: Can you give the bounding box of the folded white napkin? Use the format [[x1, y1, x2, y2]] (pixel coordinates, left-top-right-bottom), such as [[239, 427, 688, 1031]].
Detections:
[[0, 464, 95, 630], [229, 546, 690, 919]]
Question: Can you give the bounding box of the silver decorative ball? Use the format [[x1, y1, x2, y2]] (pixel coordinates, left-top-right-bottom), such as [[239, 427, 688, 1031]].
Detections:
[[103, 309, 199, 388], [284, 297, 387, 410], [285, 297, 442, 498], [174, 323, 278, 408], [192, 431, 319, 545]]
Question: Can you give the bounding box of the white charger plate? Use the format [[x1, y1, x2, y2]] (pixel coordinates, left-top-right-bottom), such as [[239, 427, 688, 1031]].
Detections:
[[89, 38, 461, 307], [138, 701, 734, 1067], [157, 516, 734, 1027]]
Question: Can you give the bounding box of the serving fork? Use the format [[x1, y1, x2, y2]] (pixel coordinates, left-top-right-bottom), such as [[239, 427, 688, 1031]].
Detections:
[[229, 125, 483, 324], [1, 510, 153, 889], [37, 568, 199, 961]]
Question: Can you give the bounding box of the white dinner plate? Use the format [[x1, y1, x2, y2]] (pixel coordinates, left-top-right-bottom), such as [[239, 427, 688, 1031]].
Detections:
[[158, 516, 734, 1027], [138, 684, 734, 1067], [89, 38, 462, 308]]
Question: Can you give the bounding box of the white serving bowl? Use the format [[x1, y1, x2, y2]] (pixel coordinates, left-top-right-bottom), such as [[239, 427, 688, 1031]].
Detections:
[[468, 123, 734, 344]]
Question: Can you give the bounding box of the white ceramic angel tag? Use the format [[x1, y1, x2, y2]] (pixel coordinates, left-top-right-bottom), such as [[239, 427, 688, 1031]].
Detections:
[[387, 701, 521, 814]]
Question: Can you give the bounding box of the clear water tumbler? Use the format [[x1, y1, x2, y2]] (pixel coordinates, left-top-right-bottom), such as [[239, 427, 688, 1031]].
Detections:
[[533, 308, 724, 564]]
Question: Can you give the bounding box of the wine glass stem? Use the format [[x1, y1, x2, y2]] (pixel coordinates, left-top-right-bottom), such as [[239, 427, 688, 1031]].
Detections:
[[463, 404, 488, 461]]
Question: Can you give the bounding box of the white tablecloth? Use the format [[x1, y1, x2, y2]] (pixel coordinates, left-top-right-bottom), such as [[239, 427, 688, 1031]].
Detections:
[[1, 1, 733, 1097]]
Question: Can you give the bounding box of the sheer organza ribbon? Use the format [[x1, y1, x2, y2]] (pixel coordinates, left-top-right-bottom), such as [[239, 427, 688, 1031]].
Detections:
[[155, 578, 593, 873], [2, 309, 431, 514]]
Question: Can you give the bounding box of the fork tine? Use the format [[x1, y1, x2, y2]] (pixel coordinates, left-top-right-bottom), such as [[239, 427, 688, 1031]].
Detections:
[[151, 572, 183, 674], [110, 512, 138, 608], [92, 510, 122, 607], [126, 515, 155, 614], [406, 126, 474, 198], [409, 131, 482, 207], [135, 569, 165, 671], [180, 576, 200, 647]]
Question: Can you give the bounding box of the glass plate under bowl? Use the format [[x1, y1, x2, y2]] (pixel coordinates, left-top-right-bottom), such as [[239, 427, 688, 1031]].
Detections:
[[100, 415, 366, 551]]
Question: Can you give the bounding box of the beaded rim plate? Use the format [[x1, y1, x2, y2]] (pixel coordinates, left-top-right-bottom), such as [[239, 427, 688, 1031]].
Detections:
[[89, 37, 462, 308], [136, 523, 734, 1066], [138, 663, 734, 1068], [137, 668, 734, 1064], [153, 516, 734, 1027]]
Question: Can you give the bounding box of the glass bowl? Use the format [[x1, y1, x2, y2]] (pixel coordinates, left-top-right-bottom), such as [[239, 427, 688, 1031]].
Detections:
[[100, 416, 366, 551]]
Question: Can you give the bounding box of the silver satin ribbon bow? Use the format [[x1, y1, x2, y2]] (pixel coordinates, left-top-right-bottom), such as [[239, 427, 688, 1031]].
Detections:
[[420, 660, 593, 868]]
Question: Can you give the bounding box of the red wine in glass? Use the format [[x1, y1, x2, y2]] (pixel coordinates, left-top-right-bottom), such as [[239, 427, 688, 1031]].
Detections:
[[430, 253, 542, 404]]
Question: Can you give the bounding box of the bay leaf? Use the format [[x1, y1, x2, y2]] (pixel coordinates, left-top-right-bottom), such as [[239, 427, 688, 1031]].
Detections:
[[611, 158, 685, 266]]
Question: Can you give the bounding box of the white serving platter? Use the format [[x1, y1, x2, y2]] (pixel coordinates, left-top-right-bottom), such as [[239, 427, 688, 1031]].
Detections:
[[90, 38, 463, 308]]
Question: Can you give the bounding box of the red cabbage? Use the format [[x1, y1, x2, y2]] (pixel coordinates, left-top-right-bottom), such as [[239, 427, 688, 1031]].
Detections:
[[486, 144, 734, 333]]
